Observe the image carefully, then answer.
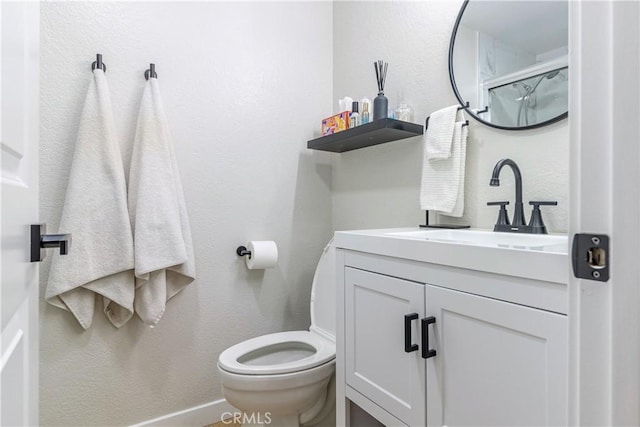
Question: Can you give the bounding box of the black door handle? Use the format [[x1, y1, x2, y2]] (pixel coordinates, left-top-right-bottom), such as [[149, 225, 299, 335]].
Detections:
[[31, 224, 72, 262], [404, 313, 419, 353], [421, 316, 437, 359]]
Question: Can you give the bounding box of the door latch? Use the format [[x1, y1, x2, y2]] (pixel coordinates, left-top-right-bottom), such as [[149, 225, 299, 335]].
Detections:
[[572, 233, 609, 282], [31, 224, 72, 262]]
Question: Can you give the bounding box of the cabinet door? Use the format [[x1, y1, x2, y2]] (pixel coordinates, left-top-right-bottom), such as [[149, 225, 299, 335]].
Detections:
[[345, 267, 426, 427], [425, 285, 567, 427]]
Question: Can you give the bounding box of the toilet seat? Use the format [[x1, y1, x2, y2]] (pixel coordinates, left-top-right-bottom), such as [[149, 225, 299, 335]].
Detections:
[[219, 240, 336, 378], [218, 330, 335, 375]]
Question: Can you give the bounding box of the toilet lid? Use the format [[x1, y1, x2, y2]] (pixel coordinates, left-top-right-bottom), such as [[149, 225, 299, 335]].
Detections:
[[309, 239, 335, 340], [218, 331, 335, 375]]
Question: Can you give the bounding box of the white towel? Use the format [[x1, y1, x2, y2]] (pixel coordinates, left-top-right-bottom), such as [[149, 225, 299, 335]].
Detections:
[[128, 78, 196, 327], [45, 69, 135, 329], [420, 121, 468, 217], [425, 105, 459, 160]]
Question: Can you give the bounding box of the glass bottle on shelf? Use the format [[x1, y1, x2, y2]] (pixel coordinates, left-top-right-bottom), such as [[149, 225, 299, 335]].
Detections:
[[349, 101, 360, 128], [361, 102, 370, 124], [394, 103, 414, 122]]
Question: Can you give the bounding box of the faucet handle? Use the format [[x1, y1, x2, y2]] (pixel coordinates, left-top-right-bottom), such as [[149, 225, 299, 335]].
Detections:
[[487, 201, 510, 227], [529, 201, 558, 207], [528, 201, 557, 234]]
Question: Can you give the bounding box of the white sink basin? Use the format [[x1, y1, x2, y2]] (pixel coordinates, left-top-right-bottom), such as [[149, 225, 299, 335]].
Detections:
[[386, 229, 568, 253]]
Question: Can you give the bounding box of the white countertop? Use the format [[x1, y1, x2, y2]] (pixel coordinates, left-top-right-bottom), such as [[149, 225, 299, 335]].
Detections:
[[334, 227, 569, 284]]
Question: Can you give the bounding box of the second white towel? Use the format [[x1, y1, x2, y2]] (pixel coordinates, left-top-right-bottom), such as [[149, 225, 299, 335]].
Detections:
[[128, 78, 196, 327], [425, 105, 459, 160], [420, 121, 468, 217]]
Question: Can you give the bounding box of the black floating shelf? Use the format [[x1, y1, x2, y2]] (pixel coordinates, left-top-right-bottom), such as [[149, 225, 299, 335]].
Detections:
[[307, 118, 424, 153]]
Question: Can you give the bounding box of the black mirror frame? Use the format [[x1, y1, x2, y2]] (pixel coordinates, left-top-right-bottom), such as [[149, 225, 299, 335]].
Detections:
[[448, 0, 568, 131]]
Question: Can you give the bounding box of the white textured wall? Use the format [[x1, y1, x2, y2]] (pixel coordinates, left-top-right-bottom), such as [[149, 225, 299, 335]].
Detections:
[[332, 1, 568, 233], [39, 2, 333, 426], [39, 1, 570, 424]]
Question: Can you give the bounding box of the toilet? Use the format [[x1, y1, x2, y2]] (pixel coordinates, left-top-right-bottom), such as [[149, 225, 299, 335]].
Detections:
[[218, 240, 336, 427]]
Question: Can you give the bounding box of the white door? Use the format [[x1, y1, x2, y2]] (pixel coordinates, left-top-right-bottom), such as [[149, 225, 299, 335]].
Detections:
[[0, 2, 40, 426], [569, 1, 640, 425], [344, 267, 426, 427], [425, 285, 567, 427]]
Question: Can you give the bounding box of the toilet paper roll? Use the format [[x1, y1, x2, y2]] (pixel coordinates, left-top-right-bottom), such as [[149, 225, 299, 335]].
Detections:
[[246, 241, 278, 270]]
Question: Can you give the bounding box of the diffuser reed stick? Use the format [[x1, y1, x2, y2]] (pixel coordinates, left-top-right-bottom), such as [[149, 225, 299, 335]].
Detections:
[[373, 60, 389, 121], [375, 60, 388, 93]]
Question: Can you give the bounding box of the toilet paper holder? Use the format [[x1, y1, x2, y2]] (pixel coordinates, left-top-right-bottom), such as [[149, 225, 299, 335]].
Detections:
[[236, 246, 252, 259], [236, 241, 278, 270]]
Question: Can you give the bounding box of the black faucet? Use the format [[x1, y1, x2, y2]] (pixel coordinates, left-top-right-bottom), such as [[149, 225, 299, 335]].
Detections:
[[490, 159, 526, 226], [488, 158, 557, 234]]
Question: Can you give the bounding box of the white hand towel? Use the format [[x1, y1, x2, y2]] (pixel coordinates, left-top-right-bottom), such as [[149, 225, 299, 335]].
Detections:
[[425, 105, 459, 160], [420, 121, 469, 217], [45, 69, 135, 329], [128, 78, 196, 327]]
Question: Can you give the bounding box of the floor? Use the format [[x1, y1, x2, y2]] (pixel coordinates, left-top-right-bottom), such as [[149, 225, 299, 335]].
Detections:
[[204, 419, 241, 427]]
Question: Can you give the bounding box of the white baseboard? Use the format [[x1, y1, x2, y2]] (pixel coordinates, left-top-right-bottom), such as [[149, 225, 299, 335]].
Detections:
[[130, 398, 238, 427]]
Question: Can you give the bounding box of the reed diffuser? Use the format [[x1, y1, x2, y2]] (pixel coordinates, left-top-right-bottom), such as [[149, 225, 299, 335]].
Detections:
[[373, 60, 389, 121]]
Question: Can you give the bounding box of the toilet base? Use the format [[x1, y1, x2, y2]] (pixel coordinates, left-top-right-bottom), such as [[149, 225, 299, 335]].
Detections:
[[236, 404, 335, 427], [232, 377, 335, 427], [301, 374, 335, 427]]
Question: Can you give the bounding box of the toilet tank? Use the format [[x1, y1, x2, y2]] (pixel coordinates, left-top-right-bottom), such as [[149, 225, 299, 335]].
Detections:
[[309, 239, 335, 341]]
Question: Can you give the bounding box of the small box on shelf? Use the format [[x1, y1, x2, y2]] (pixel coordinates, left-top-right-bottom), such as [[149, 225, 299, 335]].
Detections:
[[321, 111, 350, 136]]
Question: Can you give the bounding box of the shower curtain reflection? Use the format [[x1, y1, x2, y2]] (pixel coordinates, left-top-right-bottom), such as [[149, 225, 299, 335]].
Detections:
[[489, 67, 568, 127]]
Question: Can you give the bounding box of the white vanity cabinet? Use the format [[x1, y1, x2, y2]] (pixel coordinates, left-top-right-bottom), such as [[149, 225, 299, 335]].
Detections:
[[335, 231, 569, 427], [425, 284, 567, 427], [344, 267, 426, 427]]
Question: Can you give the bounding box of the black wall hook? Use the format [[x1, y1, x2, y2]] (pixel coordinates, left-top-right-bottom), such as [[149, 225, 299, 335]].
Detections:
[[144, 63, 158, 80], [30, 224, 72, 262], [91, 53, 107, 72]]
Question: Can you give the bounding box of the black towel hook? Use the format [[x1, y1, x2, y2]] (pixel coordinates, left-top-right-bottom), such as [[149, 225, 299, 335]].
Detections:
[[144, 63, 158, 81], [91, 53, 107, 72]]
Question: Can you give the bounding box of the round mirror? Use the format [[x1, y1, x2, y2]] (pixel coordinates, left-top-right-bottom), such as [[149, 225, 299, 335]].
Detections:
[[449, 0, 568, 130]]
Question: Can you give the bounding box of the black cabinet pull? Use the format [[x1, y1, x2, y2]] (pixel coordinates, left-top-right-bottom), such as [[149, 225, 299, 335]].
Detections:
[[421, 316, 437, 359], [404, 313, 419, 353]]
